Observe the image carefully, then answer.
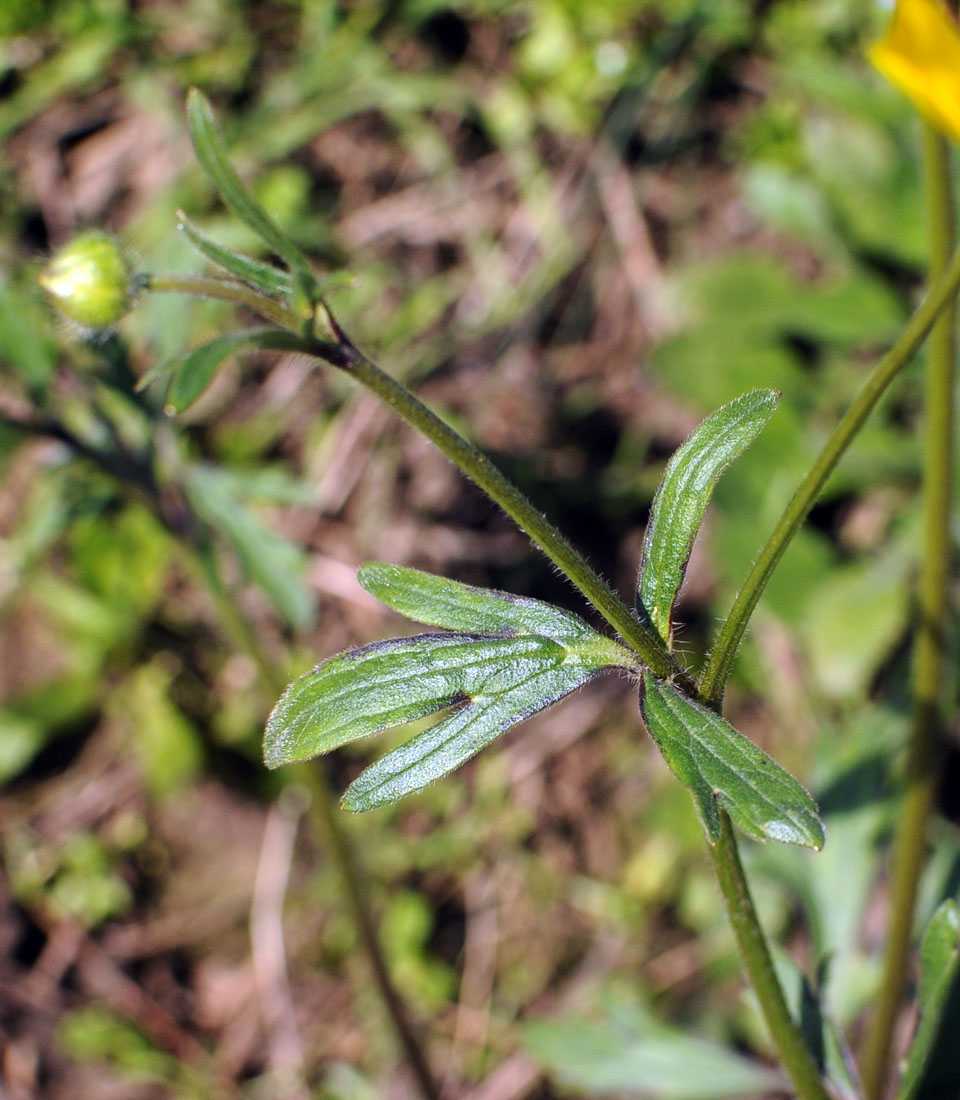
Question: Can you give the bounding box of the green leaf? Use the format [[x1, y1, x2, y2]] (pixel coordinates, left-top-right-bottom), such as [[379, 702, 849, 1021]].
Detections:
[[265, 566, 634, 810], [638, 389, 779, 647], [146, 328, 300, 414], [185, 89, 313, 287], [341, 645, 606, 812], [185, 464, 313, 629], [524, 1008, 783, 1098], [176, 211, 295, 299], [896, 900, 960, 1100], [0, 278, 57, 386], [639, 674, 824, 849], [163, 333, 251, 413], [357, 562, 623, 649]]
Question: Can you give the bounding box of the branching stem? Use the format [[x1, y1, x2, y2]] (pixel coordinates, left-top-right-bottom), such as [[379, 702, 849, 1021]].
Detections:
[[10, 387, 442, 1100], [145, 273, 683, 682], [142, 270, 825, 1095]]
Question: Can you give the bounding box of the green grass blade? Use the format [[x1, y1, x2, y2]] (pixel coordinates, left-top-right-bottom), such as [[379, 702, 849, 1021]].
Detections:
[[185, 89, 313, 286], [638, 389, 779, 647], [896, 900, 960, 1100], [640, 674, 823, 849], [176, 212, 295, 299]]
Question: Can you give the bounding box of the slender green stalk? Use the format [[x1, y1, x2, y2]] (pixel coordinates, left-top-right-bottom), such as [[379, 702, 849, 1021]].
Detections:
[[701, 239, 960, 706], [142, 273, 301, 329], [861, 126, 956, 1100], [298, 346, 828, 1099], [288, 328, 831, 1099], [145, 272, 683, 682], [294, 764, 441, 1100], [334, 346, 682, 681], [35, 389, 442, 1100], [180, 548, 442, 1100], [709, 812, 832, 1100]]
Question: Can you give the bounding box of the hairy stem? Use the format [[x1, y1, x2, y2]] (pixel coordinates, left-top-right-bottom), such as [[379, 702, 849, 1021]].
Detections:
[[334, 344, 681, 681], [331, 347, 828, 1098], [292, 325, 831, 1096], [143, 273, 301, 329], [145, 272, 682, 680], [709, 813, 832, 1100], [861, 125, 956, 1100], [700, 239, 960, 706]]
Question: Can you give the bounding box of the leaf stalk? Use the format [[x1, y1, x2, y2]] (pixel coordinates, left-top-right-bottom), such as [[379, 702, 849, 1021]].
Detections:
[[143, 272, 682, 682]]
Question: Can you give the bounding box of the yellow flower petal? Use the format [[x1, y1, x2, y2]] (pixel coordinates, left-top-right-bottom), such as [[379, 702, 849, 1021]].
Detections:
[[869, 0, 960, 141]]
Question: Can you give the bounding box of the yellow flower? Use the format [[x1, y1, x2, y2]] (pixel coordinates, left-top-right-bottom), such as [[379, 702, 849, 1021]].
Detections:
[[869, 0, 960, 141]]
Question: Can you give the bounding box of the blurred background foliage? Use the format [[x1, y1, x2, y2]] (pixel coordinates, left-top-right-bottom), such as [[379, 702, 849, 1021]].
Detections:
[[1, 0, 958, 1097]]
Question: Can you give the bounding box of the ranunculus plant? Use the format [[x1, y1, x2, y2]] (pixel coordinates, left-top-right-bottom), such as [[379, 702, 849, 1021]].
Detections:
[[37, 15, 960, 1088]]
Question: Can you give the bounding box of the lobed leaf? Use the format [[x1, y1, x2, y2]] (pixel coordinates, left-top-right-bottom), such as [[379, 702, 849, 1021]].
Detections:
[[176, 212, 295, 299], [638, 389, 779, 647], [265, 566, 635, 809], [341, 650, 605, 812], [358, 562, 631, 654], [639, 673, 824, 849], [186, 89, 313, 287], [896, 899, 960, 1100]]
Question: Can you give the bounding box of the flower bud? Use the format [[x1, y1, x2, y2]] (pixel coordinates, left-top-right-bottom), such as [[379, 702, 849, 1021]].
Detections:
[[39, 231, 133, 329]]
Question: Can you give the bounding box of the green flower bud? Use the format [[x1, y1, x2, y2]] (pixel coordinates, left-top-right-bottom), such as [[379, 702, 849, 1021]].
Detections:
[[39, 231, 133, 329]]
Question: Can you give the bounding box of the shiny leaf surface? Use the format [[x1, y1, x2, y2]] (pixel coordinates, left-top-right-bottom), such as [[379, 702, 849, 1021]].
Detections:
[[640, 673, 823, 848], [638, 389, 779, 646]]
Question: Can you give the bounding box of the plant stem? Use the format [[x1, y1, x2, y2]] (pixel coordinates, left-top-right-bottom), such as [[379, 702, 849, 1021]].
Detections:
[[294, 764, 441, 1100], [709, 812, 832, 1100], [145, 271, 683, 681], [292, 329, 832, 1097], [143, 273, 302, 329], [28, 388, 441, 1100], [183, 551, 442, 1100], [861, 125, 956, 1100], [700, 238, 960, 707], [334, 345, 681, 681]]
